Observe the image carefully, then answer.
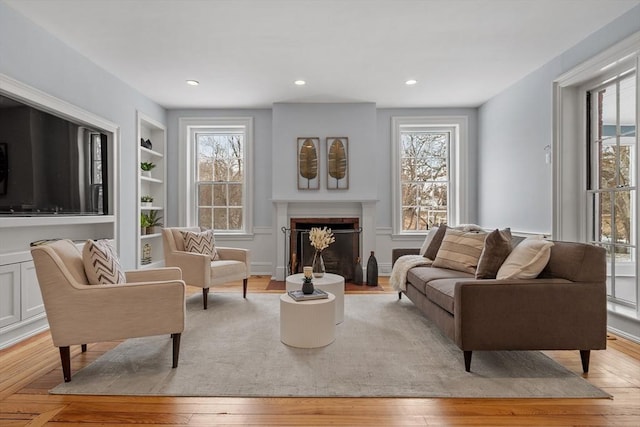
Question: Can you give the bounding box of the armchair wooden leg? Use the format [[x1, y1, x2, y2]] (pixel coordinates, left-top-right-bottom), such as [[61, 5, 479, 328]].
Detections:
[[398, 292, 402, 300], [172, 333, 181, 368], [463, 351, 472, 372], [59, 346, 72, 382], [243, 278, 248, 298], [202, 288, 209, 310], [580, 350, 591, 373], [81, 344, 87, 352]]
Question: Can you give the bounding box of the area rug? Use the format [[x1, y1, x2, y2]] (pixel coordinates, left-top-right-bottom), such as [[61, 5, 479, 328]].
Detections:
[[50, 293, 609, 398]]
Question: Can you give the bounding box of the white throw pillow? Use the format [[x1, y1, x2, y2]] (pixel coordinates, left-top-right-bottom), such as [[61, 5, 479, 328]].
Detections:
[[496, 236, 554, 280], [83, 239, 126, 285]]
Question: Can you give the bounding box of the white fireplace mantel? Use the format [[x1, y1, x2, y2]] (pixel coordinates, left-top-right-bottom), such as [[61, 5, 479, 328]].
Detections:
[[272, 199, 377, 280]]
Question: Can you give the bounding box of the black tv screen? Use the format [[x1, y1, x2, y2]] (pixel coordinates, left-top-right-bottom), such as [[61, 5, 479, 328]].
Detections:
[[0, 94, 109, 216]]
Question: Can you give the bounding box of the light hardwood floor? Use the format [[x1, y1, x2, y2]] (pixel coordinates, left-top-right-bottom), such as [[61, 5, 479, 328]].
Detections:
[[2, 276, 639, 426]]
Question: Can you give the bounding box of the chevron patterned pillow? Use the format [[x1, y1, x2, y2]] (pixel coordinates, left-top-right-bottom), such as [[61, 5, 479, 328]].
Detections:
[[181, 229, 220, 261], [82, 239, 126, 285]]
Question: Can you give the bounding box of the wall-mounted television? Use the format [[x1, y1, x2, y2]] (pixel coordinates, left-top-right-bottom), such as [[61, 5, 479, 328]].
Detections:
[[0, 93, 110, 216]]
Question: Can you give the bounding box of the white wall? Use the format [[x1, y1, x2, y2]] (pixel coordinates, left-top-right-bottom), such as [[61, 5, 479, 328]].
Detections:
[[0, 2, 167, 268], [478, 4, 640, 234]]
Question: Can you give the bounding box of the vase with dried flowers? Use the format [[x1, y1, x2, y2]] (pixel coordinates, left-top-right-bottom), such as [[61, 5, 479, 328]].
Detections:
[[309, 226, 335, 278]]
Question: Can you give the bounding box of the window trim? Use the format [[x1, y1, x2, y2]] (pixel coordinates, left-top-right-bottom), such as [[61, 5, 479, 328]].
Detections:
[[553, 31, 640, 315], [391, 116, 468, 236], [178, 117, 253, 236]]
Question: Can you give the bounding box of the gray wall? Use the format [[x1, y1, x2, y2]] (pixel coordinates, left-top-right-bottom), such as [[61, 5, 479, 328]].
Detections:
[[0, 2, 167, 267], [478, 4, 640, 234], [271, 103, 377, 201]]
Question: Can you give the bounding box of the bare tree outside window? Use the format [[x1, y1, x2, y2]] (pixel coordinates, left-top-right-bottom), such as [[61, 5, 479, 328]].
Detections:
[[400, 131, 449, 231], [196, 132, 244, 231]]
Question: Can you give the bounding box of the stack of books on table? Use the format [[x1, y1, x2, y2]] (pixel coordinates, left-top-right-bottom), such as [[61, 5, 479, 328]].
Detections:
[[288, 289, 329, 301]]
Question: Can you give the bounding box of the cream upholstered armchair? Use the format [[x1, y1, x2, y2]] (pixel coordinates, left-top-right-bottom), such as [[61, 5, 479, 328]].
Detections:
[[162, 227, 250, 309], [30, 239, 186, 382]]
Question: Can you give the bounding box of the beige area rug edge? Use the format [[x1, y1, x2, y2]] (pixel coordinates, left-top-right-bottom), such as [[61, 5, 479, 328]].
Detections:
[[50, 293, 610, 398]]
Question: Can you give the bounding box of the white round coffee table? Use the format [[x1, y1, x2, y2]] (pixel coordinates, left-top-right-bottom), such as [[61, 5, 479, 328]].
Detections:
[[285, 273, 345, 323], [280, 292, 336, 348]]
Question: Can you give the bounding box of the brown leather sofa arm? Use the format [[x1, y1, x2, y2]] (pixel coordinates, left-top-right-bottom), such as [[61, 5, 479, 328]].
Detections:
[[453, 279, 607, 351], [392, 248, 421, 266]]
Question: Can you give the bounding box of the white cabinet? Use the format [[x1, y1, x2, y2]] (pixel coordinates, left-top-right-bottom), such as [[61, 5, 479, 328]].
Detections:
[[137, 112, 167, 268], [0, 258, 48, 349], [0, 264, 20, 329], [21, 261, 44, 320]]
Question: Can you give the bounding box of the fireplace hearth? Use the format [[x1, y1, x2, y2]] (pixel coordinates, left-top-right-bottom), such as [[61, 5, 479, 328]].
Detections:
[[288, 217, 360, 280]]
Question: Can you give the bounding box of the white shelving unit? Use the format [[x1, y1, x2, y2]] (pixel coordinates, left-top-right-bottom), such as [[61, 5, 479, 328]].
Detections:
[[137, 112, 166, 268]]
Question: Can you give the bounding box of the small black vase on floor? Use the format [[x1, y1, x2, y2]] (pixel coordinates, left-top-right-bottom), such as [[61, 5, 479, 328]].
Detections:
[[354, 257, 364, 285], [366, 251, 378, 286]]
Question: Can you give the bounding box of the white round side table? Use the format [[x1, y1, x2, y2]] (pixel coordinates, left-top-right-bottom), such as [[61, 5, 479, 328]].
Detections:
[[280, 292, 336, 348], [285, 272, 345, 324]]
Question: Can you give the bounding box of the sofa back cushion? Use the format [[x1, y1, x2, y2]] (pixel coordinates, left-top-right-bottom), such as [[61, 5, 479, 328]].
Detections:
[[432, 229, 486, 274], [539, 241, 606, 282]]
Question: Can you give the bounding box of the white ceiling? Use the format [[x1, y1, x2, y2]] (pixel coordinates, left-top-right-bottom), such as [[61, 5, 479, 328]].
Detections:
[[4, 0, 639, 109]]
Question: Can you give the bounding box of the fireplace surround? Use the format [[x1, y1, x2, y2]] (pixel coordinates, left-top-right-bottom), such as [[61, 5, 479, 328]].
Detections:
[[273, 200, 376, 281]]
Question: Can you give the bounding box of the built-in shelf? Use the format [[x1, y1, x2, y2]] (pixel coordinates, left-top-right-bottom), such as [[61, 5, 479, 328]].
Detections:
[[140, 176, 163, 184], [137, 112, 166, 269], [141, 233, 162, 240], [0, 215, 115, 228]]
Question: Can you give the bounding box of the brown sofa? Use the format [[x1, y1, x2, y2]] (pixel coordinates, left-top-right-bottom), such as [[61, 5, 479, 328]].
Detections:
[[392, 240, 607, 372]]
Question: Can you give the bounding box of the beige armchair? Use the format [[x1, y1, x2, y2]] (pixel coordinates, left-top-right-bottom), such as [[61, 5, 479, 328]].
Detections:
[[30, 239, 186, 382], [162, 227, 250, 309]]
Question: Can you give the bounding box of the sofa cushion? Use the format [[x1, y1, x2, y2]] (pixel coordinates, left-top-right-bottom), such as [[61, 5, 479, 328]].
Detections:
[[476, 228, 512, 279], [424, 278, 469, 314], [497, 236, 554, 280], [432, 229, 486, 274], [407, 266, 474, 295], [420, 226, 438, 258], [422, 225, 448, 260]]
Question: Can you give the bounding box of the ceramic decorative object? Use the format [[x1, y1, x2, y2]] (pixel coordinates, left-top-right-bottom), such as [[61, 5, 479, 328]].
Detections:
[[366, 251, 378, 286], [354, 256, 364, 285], [302, 266, 315, 294]]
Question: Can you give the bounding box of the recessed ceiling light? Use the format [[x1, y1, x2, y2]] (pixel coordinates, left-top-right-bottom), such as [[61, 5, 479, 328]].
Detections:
[[294, 80, 306, 86], [186, 80, 199, 86], [405, 79, 417, 86]]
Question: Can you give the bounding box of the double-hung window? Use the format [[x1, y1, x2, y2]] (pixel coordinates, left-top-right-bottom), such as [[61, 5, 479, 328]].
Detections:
[[392, 116, 467, 234], [586, 68, 637, 307], [179, 117, 253, 234]]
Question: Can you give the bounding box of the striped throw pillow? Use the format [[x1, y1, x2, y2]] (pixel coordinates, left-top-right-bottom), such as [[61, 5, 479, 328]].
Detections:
[[181, 229, 220, 261], [83, 239, 126, 285], [432, 229, 487, 274]]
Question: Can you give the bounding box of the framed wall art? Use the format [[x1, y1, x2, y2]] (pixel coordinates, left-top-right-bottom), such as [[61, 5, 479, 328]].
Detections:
[[326, 137, 348, 189], [297, 137, 320, 190]]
